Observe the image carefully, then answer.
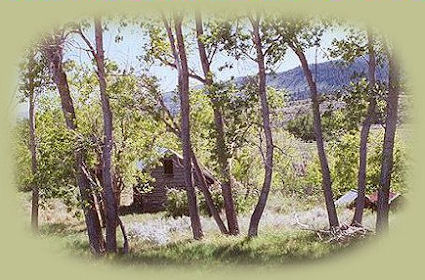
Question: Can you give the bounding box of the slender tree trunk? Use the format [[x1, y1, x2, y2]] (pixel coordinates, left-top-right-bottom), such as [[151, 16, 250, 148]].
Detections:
[[28, 61, 39, 232], [93, 156, 106, 228], [292, 46, 339, 228], [173, 14, 203, 240], [44, 34, 104, 254], [118, 217, 129, 254], [248, 17, 274, 237], [352, 31, 376, 226], [149, 94, 227, 233], [376, 54, 400, 233], [191, 151, 228, 234], [94, 17, 118, 252], [94, 191, 106, 228], [195, 11, 239, 235]]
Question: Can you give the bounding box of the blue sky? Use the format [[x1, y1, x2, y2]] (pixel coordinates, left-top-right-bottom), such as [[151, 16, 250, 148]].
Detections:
[[66, 22, 346, 92], [14, 22, 346, 118]]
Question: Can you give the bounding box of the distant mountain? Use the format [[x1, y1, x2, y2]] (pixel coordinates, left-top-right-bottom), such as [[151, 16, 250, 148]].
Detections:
[[234, 58, 388, 101], [163, 58, 388, 113], [15, 59, 388, 120]]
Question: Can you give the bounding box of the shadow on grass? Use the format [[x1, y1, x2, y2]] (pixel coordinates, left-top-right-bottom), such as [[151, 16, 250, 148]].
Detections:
[[110, 231, 355, 266], [51, 229, 371, 266]]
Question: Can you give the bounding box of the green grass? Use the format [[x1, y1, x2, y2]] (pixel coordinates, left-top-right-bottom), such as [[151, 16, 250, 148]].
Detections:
[[23, 192, 374, 267], [39, 223, 353, 266], [123, 231, 345, 266]]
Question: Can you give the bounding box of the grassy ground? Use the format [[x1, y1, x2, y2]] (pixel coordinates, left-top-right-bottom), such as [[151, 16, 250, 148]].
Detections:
[[19, 192, 377, 266], [41, 222, 354, 266]]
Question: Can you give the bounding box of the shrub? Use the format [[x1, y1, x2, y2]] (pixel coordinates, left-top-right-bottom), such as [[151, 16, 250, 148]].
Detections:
[[302, 130, 409, 197], [286, 110, 346, 142], [164, 188, 189, 218], [164, 186, 257, 218]]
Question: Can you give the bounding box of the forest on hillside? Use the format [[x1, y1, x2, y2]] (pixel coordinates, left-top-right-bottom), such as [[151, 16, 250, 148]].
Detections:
[[13, 10, 409, 264]]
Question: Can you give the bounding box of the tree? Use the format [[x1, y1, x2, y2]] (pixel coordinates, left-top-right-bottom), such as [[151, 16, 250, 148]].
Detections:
[[134, 75, 228, 234], [215, 12, 287, 237], [279, 17, 339, 228], [247, 14, 274, 237], [142, 14, 230, 235], [42, 31, 105, 254], [18, 48, 46, 231], [352, 31, 378, 226], [162, 13, 203, 239], [330, 26, 384, 226], [217, 12, 287, 237], [194, 11, 239, 235], [376, 52, 401, 233], [93, 17, 118, 252], [76, 17, 121, 252]]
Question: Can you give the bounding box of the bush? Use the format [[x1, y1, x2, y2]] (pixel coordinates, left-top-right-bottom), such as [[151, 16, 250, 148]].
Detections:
[[164, 188, 189, 218], [302, 130, 408, 197], [164, 186, 257, 218], [286, 110, 346, 142]]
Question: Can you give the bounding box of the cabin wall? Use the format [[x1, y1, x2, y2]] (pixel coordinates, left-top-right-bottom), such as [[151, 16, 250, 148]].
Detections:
[[131, 154, 215, 213], [133, 156, 190, 212]]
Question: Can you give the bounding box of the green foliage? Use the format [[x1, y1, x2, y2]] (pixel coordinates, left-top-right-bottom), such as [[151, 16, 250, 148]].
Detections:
[[232, 144, 263, 194], [272, 129, 310, 193], [164, 187, 257, 218], [164, 188, 190, 218], [286, 110, 347, 142], [332, 131, 408, 196], [13, 108, 79, 207], [302, 130, 409, 197], [365, 132, 408, 194]]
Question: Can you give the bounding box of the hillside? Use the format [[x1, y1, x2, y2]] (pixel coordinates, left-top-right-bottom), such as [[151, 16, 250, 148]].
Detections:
[[161, 58, 388, 115], [235, 58, 388, 100]]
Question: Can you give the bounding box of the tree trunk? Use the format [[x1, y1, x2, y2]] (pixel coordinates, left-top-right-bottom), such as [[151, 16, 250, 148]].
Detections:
[[376, 54, 400, 233], [94, 191, 106, 228], [92, 156, 106, 228], [94, 17, 118, 252], [173, 14, 203, 240], [191, 151, 228, 234], [195, 11, 239, 235], [44, 34, 104, 254], [117, 217, 129, 254], [248, 17, 274, 238], [293, 46, 339, 229], [28, 53, 39, 232], [352, 31, 376, 226]]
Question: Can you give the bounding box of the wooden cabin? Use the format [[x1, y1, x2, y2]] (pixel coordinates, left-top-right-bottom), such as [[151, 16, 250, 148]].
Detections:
[[132, 149, 215, 213], [367, 191, 403, 211], [334, 189, 402, 211]]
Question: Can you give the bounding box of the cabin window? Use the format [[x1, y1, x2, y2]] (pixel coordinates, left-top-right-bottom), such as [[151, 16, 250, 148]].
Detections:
[[163, 159, 174, 175]]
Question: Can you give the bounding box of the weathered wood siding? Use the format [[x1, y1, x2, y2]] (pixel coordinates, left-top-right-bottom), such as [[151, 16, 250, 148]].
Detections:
[[132, 154, 215, 212], [133, 155, 189, 212]]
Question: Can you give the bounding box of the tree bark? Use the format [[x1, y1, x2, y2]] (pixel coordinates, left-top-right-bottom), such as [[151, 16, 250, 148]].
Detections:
[[146, 90, 227, 233], [44, 33, 104, 254], [376, 54, 400, 233], [94, 17, 118, 252], [352, 31, 376, 226], [27, 52, 39, 232], [191, 151, 229, 234], [172, 14, 203, 240], [292, 46, 339, 229], [248, 17, 274, 237], [118, 216, 129, 254], [195, 11, 239, 235]]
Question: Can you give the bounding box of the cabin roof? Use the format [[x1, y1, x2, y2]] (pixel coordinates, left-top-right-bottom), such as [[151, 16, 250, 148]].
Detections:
[[335, 189, 358, 207]]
